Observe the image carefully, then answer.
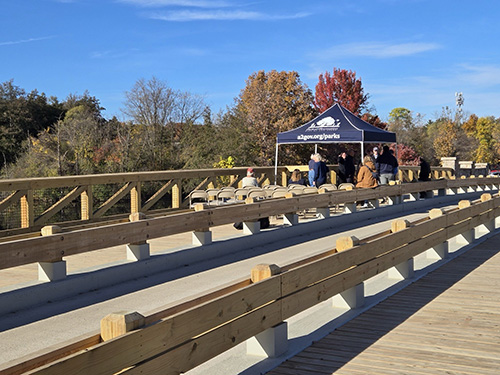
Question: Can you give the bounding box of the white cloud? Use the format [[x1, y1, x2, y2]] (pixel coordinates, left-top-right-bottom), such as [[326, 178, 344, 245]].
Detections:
[[0, 36, 54, 47], [148, 10, 310, 22], [458, 64, 500, 87], [117, 0, 232, 8], [317, 41, 441, 59]]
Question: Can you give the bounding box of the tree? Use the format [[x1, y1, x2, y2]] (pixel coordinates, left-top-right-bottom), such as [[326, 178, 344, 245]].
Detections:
[[433, 118, 458, 160], [462, 115, 499, 164], [122, 77, 176, 127], [0, 80, 63, 169], [238, 70, 316, 166], [361, 113, 387, 130], [314, 68, 369, 115]]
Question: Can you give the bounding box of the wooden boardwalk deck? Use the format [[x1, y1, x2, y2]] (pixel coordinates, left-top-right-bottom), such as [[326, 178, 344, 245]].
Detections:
[[267, 233, 500, 375]]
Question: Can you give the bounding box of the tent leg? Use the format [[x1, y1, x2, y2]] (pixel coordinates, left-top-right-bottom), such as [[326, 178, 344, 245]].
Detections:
[[274, 144, 279, 185], [361, 142, 364, 161], [314, 144, 318, 154]]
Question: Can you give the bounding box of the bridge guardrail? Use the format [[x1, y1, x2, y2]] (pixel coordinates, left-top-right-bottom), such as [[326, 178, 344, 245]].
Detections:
[[0, 166, 453, 234], [2, 187, 498, 375], [0, 177, 497, 274]]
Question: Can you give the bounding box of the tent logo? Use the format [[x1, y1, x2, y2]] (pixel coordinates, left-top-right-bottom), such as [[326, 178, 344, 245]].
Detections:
[[307, 116, 341, 131]]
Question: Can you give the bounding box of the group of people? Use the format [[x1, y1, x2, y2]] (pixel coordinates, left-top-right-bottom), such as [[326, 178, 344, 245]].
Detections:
[[245, 145, 431, 191], [356, 145, 398, 189]]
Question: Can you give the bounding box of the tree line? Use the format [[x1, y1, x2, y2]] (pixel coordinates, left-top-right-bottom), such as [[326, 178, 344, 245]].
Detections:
[[2, 69, 500, 180]]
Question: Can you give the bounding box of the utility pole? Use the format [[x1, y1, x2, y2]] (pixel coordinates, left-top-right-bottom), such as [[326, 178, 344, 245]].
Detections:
[[455, 92, 464, 122]]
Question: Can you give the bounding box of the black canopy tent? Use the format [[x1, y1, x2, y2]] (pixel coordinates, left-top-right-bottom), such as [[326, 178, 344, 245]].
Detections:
[[274, 103, 397, 182]]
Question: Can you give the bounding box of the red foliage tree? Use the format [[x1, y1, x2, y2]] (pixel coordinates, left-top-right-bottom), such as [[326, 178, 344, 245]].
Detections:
[[392, 143, 419, 165], [361, 113, 388, 130], [314, 68, 369, 115]]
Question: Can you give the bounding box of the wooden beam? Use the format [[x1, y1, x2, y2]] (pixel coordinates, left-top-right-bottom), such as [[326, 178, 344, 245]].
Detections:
[[34, 186, 87, 227], [25, 277, 280, 375], [93, 183, 135, 219], [0, 190, 26, 212], [141, 180, 174, 212]]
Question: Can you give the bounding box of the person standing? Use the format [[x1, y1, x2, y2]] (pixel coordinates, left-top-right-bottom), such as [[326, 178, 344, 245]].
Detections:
[[418, 157, 431, 182], [376, 145, 398, 185], [308, 154, 315, 186], [371, 147, 380, 163], [338, 151, 355, 184], [313, 154, 329, 187], [337, 152, 348, 184]]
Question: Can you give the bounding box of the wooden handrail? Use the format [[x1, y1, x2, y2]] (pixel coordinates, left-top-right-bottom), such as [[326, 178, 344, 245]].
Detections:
[[2, 192, 497, 375], [0, 166, 454, 234], [0, 177, 497, 272]]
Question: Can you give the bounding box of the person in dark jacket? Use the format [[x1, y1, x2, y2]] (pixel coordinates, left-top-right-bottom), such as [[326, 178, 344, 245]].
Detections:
[[313, 153, 329, 187], [375, 145, 398, 185], [338, 151, 355, 184], [418, 156, 431, 198], [418, 157, 431, 182], [288, 169, 306, 185]]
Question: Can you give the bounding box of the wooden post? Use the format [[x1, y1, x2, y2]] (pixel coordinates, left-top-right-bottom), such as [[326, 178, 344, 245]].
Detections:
[[391, 219, 410, 233], [130, 182, 141, 214], [281, 170, 288, 187], [81, 186, 93, 221], [247, 264, 286, 357], [20, 190, 34, 228], [429, 208, 443, 219], [458, 200, 471, 209], [477, 194, 495, 234], [388, 219, 414, 280], [192, 204, 212, 246], [243, 197, 260, 235], [336, 236, 359, 252], [426, 208, 448, 260], [38, 225, 67, 281], [126, 213, 150, 260], [100, 311, 145, 342], [172, 179, 181, 209], [456, 200, 475, 244], [332, 236, 364, 308], [330, 169, 337, 185], [250, 264, 281, 283]]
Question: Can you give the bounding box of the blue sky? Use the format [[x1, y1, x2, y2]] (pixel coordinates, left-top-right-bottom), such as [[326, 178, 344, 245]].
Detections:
[[2, 0, 500, 122]]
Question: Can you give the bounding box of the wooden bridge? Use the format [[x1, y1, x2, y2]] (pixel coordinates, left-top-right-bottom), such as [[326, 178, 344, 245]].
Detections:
[[0, 167, 498, 375]]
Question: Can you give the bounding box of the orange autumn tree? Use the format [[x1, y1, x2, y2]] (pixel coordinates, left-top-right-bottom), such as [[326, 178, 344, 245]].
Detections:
[[314, 68, 369, 115], [238, 70, 316, 166]]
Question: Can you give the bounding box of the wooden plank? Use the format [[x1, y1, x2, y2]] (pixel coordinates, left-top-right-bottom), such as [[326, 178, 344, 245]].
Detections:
[[0, 210, 211, 269], [25, 277, 280, 375], [93, 182, 135, 218], [141, 180, 174, 212], [0, 333, 101, 375], [281, 229, 448, 320], [281, 215, 447, 295], [119, 302, 283, 375]]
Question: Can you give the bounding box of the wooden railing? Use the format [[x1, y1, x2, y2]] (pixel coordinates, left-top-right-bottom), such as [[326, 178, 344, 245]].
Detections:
[[1, 180, 498, 375], [0, 167, 282, 235], [0, 177, 496, 274], [0, 166, 453, 236]]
